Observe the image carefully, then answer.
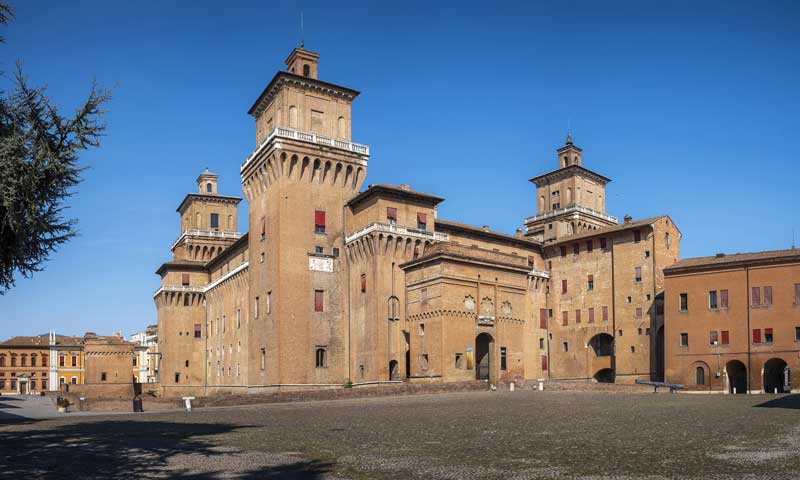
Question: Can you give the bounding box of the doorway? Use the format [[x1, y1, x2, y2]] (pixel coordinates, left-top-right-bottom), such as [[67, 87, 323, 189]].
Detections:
[[475, 333, 494, 381], [725, 360, 747, 394], [763, 358, 788, 393], [389, 360, 399, 381]]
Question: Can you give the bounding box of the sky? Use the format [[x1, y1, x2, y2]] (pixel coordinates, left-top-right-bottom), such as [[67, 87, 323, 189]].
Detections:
[[1, 0, 798, 338]]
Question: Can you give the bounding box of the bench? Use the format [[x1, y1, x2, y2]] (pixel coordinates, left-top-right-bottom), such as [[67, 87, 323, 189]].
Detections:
[[635, 380, 685, 394]]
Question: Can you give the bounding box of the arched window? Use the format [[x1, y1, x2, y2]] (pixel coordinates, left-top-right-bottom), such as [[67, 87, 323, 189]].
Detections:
[[303, 64, 310, 77], [563, 156, 569, 166], [30, 355, 36, 367], [42, 355, 48, 367], [21, 355, 27, 367], [10, 356, 16, 367], [696, 366, 705, 385], [289, 106, 298, 129], [566, 187, 573, 204], [206, 182, 212, 193], [315, 347, 327, 368], [0, 356, 5, 367]]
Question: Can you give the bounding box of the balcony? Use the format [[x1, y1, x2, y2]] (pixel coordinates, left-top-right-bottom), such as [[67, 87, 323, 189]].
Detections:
[[241, 127, 370, 173], [345, 222, 449, 244], [529, 268, 551, 279], [524, 204, 618, 226], [171, 229, 244, 250]]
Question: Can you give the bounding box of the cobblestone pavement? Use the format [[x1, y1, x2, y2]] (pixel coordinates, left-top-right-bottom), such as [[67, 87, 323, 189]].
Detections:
[[1, 390, 799, 479]]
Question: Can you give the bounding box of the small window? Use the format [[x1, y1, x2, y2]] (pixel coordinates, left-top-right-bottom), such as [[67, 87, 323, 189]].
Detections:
[[417, 212, 427, 230], [314, 290, 324, 312], [419, 323, 425, 336], [455, 353, 463, 369], [561, 279, 567, 294], [562, 311, 568, 326], [332, 247, 340, 257], [720, 290, 729, 309], [721, 330, 730, 345], [261, 348, 266, 370], [795, 326, 800, 342], [500, 347, 507, 370], [679, 293, 688, 311], [634, 267, 642, 283], [635, 307, 643, 318], [562, 342, 569, 352], [539, 338, 545, 349], [630, 346, 635, 353], [541, 355, 548, 371], [315, 347, 327, 368], [709, 290, 718, 309], [255, 296, 259, 318], [752, 329, 761, 344], [185, 360, 189, 367], [602, 306, 609, 322], [751, 287, 761, 306], [174, 373, 180, 383], [539, 308, 548, 329], [182, 273, 190, 286], [71, 355, 77, 367], [575, 309, 581, 324], [633, 230, 641, 242], [260, 218, 266, 240], [709, 331, 718, 345], [101, 372, 107, 382], [422, 354, 429, 371], [680, 333, 688, 346], [764, 328, 774, 343], [665, 232, 671, 249], [70, 377, 77, 385], [303, 64, 310, 77], [194, 324, 202, 338], [360, 273, 366, 293], [586, 240, 593, 253], [266, 291, 272, 314], [206, 182, 212, 193], [210, 213, 219, 229], [587, 274, 594, 291], [588, 307, 595, 323], [314, 210, 326, 233], [645, 250, 650, 258], [763, 286, 773, 306], [386, 207, 397, 224]]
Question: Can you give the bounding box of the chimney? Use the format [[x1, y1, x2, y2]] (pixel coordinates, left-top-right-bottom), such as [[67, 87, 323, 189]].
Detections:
[[516, 228, 523, 238], [400, 183, 411, 191], [623, 214, 633, 224], [482, 225, 490, 232]]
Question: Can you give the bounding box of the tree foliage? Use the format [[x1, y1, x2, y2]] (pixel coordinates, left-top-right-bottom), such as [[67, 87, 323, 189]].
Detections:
[[0, 3, 111, 292]]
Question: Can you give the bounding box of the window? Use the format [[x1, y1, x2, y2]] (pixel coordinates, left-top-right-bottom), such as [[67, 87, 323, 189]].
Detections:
[[266, 291, 271, 314], [721, 330, 730, 345], [796, 284, 800, 304], [417, 213, 427, 230], [59, 354, 65, 367], [174, 373, 180, 383], [455, 353, 463, 369], [638, 328, 643, 335], [236, 309, 241, 329], [541, 355, 548, 371], [419, 323, 425, 336], [360, 273, 366, 293], [586, 240, 593, 253], [575, 309, 581, 324], [680, 333, 688, 346], [560, 246, 567, 257], [71, 355, 77, 367], [70, 377, 77, 385], [696, 366, 705, 385], [422, 354, 429, 371], [752, 329, 761, 344], [588, 307, 595, 323], [630, 346, 635, 353], [314, 290, 324, 312], [709, 331, 718, 345], [635, 307, 643, 318], [303, 63, 310, 76], [573, 243, 579, 255], [185, 360, 190, 367], [626, 296, 632, 304], [764, 328, 773, 343], [261, 348, 266, 370], [101, 372, 107, 382], [222, 315, 226, 333], [260, 218, 266, 241], [42, 355, 47, 367], [182, 273, 190, 286], [633, 229, 641, 242], [194, 324, 201, 338], [751, 286, 761, 306], [562, 311, 568, 326], [500, 347, 507, 370], [20, 356, 26, 367], [708, 290, 718, 309], [539, 338, 545, 349], [680, 293, 688, 311], [206, 182, 212, 193], [210, 213, 219, 229], [30, 356, 36, 367], [539, 309, 547, 329], [386, 207, 397, 225], [333, 247, 340, 257], [602, 306, 609, 322], [314, 246, 323, 254], [600, 238, 608, 250], [421, 288, 428, 305], [634, 267, 642, 283], [720, 289, 728, 309], [314, 210, 326, 233], [796, 327, 800, 342], [254, 296, 259, 318], [665, 232, 671, 249], [763, 286, 773, 306], [562, 279, 567, 294], [562, 342, 569, 352], [587, 275, 594, 291], [645, 250, 650, 258]]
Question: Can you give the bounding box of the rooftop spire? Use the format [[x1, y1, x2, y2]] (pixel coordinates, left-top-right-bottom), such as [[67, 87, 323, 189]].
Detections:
[[566, 130, 573, 145]]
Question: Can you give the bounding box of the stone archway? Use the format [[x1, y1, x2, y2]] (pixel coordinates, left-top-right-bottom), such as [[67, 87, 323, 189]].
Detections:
[[763, 358, 789, 394], [589, 333, 614, 357], [725, 360, 747, 394], [475, 333, 494, 382], [594, 369, 615, 383]]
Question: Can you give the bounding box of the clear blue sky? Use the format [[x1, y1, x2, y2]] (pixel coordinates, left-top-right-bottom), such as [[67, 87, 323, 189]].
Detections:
[[2, 1, 798, 338]]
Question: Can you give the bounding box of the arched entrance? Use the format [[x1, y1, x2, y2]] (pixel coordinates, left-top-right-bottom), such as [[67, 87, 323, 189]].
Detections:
[[475, 333, 494, 381], [594, 368, 615, 383], [763, 358, 789, 393], [725, 360, 747, 394], [389, 360, 399, 381], [589, 334, 614, 357]]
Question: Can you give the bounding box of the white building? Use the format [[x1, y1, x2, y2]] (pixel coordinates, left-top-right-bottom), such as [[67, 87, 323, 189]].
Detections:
[[130, 326, 158, 383]]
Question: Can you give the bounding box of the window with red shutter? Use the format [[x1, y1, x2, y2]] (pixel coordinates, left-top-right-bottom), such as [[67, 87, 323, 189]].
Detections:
[[763, 286, 772, 305], [602, 305, 609, 322], [562, 311, 568, 326], [752, 328, 761, 343], [539, 309, 547, 329], [588, 307, 595, 323], [721, 330, 730, 345], [764, 328, 774, 343], [752, 287, 761, 306], [541, 355, 548, 371], [720, 289, 729, 309], [575, 309, 581, 323], [562, 279, 567, 294], [314, 290, 324, 312], [181, 274, 190, 286], [387, 207, 397, 224], [314, 210, 326, 233]]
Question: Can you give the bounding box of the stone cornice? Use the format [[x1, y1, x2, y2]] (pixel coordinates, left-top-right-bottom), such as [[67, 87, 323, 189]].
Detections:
[[248, 71, 360, 118], [529, 164, 611, 187], [176, 193, 242, 215]]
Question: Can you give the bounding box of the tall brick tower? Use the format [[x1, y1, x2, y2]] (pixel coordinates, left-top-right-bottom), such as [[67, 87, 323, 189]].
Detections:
[[524, 133, 617, 243], [241, 47, 370, 385]]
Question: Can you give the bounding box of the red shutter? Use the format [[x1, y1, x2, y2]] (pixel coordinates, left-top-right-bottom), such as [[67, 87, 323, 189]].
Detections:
[[763, 286, 772, 305], [417, 212, 427, 223], [751, 287, 760, 306], [721, 330, 729, 345], [602, 306, 608, 322], [562, 279, 567, 294], [765, 327, 773, 335], [588, 307, 595, 323], [541, 355, 548, 371], [575, 309, 581, 323], [752, 329, 761, 343], [562, 311, 568, 326], [314, 290, 324, 312], [387, 207, 397, 221], [720, 290, 729, 308], [315, 210, 326, 228], [539, 309, 547, 329]]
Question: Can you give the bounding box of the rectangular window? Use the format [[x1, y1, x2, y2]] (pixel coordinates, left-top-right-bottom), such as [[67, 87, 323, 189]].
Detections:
[[588, 307, 595, 323], [541, 355, 548, 371], [635, 307, 643, 318], [222, 315, 226, 333], [600, 238, 608, 250], [709, 331, 718, 345], [314, 246, 323, 254], [500, 347, 507, 370], [181, 273, 190, 286], [261, 348, 266, 370], [417, 212, 427, 230], [751, 286, 761, 306], [634, 267, 642, 283], [527, 256, 536, 268], [194, 324, 201, 338], [421, 287, 428, 305], [680, 333, 688, 347], [419, 323, 425, 336], [236, 309, 241, 329], [587, 274, 594, 291], [575, 309, 581, 324], [709, 290, 718, 309], [586, 240, 593, 253], [314, 210, 326, 233], [796, 326, 800, 342], [539, 309, 547, 329], [71, 355, 77, 367], [562, 311, 568, 326], [100, 372, 107, 382], [210, 213, 219, 229], [562, 279, 567, 294], [763, 286, 773, 306], [764, 328, 773, 343], [752, 328, 761, 344], [680, 293, 688, 311], [721, 330, 730, 345], [665, 232, 671, 248], [254, 296, 259, 318], [539, 338, 545, 349], [573, 243, 579, 255], [563, 342, 569, 352], [796, 284, 800, 304], [633, 229, 641, 242], [560, 246, 567, 257], [266, 291, 271, 314], [602, 305, 609, 322], [720, 289, 728, 309], [386, 207, 397, 225], [314, 290, 324, 312]]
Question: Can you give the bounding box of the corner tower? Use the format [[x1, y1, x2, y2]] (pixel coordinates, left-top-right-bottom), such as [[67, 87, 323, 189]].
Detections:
[[524, 133, 617, 243], [241, 47, 370, 386]]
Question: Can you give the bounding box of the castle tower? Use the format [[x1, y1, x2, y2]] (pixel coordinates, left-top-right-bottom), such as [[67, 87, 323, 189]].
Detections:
[[524, 133, 617, 243], [241, 46, 370, 385]]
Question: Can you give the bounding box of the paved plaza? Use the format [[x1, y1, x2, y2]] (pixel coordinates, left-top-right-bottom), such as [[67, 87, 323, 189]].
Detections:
[[1, 390, 799, 479]]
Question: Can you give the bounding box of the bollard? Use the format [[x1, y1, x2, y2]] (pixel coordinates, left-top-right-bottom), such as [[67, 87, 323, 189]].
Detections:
[[775, 387, 778, 394], [510, 382, 515, 392], [733, 387, 736, 394], [182, 396, 195, 412], [538, 381, 544, 391]]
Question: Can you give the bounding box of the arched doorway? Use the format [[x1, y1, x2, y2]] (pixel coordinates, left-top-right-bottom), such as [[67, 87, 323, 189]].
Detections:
[[475, 333, 494, 381], [589, 333, 614, 357], [594, 369, 615, 383], [389, 360, 399, 381], [725, 360, 747, 394], [763, 358, 789, 393]]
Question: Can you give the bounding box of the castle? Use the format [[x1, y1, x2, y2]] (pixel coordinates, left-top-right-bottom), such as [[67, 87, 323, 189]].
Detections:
[[153, 46, 682, 396]]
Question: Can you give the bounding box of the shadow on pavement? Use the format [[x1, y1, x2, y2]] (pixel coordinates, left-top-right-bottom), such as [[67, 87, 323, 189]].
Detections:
[[754, 394, 800, 410], [0, 420, 333, 478]]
